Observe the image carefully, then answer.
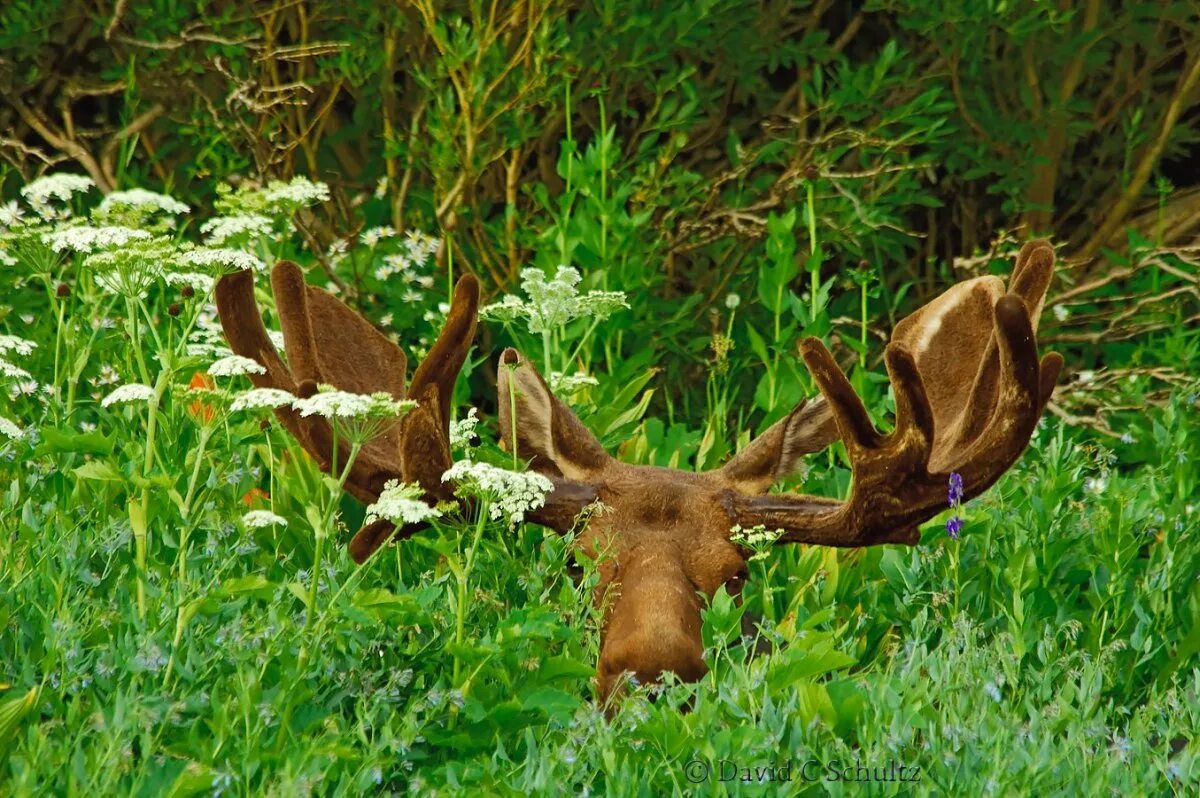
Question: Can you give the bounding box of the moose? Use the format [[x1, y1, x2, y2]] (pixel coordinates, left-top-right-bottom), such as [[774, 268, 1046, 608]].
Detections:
[[216, 240, 1061, 703]]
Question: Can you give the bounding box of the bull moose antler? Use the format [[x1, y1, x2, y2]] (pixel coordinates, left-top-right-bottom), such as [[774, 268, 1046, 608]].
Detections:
[[215, 240, 1062, 705], [214, 262, 596, 561]]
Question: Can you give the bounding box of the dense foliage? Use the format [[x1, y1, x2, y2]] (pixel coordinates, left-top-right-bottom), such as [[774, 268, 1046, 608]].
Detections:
[[1, 1, 1199, 795]]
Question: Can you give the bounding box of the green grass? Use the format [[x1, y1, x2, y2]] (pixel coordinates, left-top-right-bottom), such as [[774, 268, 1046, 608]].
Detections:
[[1, 180, 1199, 796]]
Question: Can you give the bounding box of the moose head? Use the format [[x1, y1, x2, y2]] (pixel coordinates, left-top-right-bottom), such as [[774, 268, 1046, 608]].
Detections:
[[216, 240, 1062, 704]]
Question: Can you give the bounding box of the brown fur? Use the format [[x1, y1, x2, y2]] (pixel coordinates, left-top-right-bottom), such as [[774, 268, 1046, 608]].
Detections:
[[216, 241, 1063, 706]]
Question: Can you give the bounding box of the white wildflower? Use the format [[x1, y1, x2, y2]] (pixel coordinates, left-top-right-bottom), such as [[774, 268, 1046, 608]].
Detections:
[[163, 271, 214, 293], [449, 407, 480, 449], [266, 329, 285, 351], [1077, 370, 1095, 385], [403, 230, 439, 266], [725, 293, 741, 310], [0, 335, 37, 357], [479, 266, 628, 333], [0, 359, 32, 380], [208, 355, 266, 377], [0, 416, 23, 439], [1052, 304, 1069, 322], [200, 214, 274, 245], [180, 248, 266, 274], [21, 173, 95, 206], [261, 176, 330, 212], [97, 188, 189, 216], [292, 388, 413, 420], [362, 226, 396, 248], [230, 388, 295, 413], [548, 372, 599, 393], [374, 176, 389, 199], [43, 225, 152, 254], [729, 523, 785, 560], [365, 480, 442, 526], [243, 510, 287, 528], [441, 460, 553, 525], [1084, 475, 1108, 495], [0, 249, 16, 267], [0, 200, 24, 229], [101, 383, 156, 408]]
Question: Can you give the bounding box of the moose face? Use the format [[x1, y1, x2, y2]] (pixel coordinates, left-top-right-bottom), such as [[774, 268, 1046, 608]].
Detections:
[[217, 239, 1062, 708], [496, 348, 838, 701]]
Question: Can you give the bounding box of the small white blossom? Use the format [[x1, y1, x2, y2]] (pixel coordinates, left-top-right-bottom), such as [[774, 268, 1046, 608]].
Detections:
[[0, 335, 37, 357], [292, 388, 414, 420], [43, 225, 152, 254], [479, 266, 628, 333], [1084, 475, 1108, 495], [1052, 304, 1069, 322], [208, 355, 266, 377], [0, 200, 24, 229], [261, 177, 330, 211], [21, 173, 95, 206], [449, 407, 480, 449], [97, 188, 189, 216], [441, 460, 553, 525], [0, 249, 16, 267], [0, 416, 23, 439], [724, 293, 741, 310], [365, 480, 442, 526], [0, 358, 32, 380], [548, 372, 599, 393], [243, 510, 287, 528], [230, 388, 295, 412], [374, 176, 389, 199], [362, 226, 396, 248], [101, 383, 156, 408], [164, 271, 214, 293], [200, 214, 275, 245], [180, 248, 266, 273]]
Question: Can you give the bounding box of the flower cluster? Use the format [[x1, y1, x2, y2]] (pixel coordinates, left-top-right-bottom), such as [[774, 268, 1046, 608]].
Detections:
[[729, 523, 784, 560], [291, 388, 413, 421], [946, 472, 965, 539], [101, 383, 156, 408], [200, 214, 275, 246], [96, 189, 189, 218], [243, 510, 287, 528], [43, 225, 153, 254], [230, 388, 295, 413], [548, 372, 599, 393], [441, 460, 553, 525], [479, 266, 628, 333], [448, 407, 480, 450], [208, 355, 266, 378], [364, 480, 442, 526], [20, 173, 95, 215], [179, 247, 266, 274]]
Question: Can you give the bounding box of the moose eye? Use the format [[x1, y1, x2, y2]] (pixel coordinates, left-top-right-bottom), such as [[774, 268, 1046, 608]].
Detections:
[[723, 569, 749, 595]]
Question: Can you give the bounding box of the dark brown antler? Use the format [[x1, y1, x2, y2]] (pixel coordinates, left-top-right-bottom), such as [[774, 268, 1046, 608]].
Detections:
[[216, 262, 598, 564], [725, 240, 1063, 545]]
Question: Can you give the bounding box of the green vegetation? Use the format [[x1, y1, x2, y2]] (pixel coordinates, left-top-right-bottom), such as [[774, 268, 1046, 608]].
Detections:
[[1, 2, 1198, 795]]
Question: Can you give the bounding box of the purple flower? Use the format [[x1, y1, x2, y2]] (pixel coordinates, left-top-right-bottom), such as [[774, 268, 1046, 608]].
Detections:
[[946, 516, 963, 539], [948, 472, 964, 505]]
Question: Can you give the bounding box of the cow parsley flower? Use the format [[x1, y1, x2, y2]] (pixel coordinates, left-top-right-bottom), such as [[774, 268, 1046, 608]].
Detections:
[[0, 360, 32, 380], [0, 416, 23, 439], [479, 265, 628, 333], [200, 214, 275, 245], [43, 225, 152, 254], [361, 226, 396, 248], [180, 248, 266, 274], [243, 510, 287, 528], [101, 383, 156, 408], [261, 177, 330, 213], [730, 523, 784, 560], [230, 388, 295, 413], [364, 480, 442, 526], [441, 460, 553, 525], [548, 372, 599, 393], [21, 173, 95, 206], [96, 188, 189, 216], [292, 389, 413, 420], [0, 200, 24, 229], [0, 335, 36, 357], [208, 355, 266, 378], [448, 407, 480, 450], [163, 271, 214, 293]]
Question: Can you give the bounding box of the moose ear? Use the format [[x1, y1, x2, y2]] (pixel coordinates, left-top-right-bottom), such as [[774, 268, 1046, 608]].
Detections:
[[720, 396, 839, 494], [496, 348, 609, 480]]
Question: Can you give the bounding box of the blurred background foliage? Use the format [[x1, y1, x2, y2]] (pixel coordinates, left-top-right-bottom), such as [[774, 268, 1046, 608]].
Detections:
[[2, 2, 1198, 422]]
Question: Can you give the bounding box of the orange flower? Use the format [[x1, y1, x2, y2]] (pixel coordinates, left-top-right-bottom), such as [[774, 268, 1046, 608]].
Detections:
[[242, 487, 270, 507], [188, 371, 217, 424]]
